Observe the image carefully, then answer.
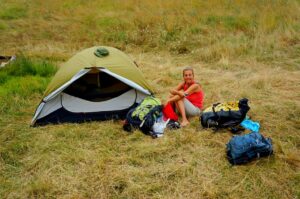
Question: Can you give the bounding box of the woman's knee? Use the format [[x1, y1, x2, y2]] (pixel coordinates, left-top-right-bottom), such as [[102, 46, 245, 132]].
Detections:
[[176, 98, 184, 104], [174, 94, 183, 101]]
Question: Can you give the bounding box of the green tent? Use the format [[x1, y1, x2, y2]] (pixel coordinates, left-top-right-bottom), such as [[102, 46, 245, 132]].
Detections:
[[32, 46, 153, 126]]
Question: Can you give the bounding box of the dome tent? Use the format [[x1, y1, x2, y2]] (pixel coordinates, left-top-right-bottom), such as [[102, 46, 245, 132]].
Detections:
[[31, 46, 153, 126]]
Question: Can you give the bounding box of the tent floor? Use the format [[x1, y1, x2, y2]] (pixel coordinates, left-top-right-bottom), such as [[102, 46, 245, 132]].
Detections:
[[34, 104, 137, 126]]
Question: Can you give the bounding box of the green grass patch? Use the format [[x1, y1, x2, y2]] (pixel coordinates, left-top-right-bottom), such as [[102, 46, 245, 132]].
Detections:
[[0, 76, 50, 114], [0, 57, 56, 114], [0, 56, 57, 80], [0, 5, 28, 20]]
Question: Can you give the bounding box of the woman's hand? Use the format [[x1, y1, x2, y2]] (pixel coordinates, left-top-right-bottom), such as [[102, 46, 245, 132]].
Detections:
[[178, 90, 185, 97]]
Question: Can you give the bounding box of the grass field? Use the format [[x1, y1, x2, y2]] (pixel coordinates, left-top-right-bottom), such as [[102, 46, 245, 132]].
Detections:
[[0, 0, 300, 198]]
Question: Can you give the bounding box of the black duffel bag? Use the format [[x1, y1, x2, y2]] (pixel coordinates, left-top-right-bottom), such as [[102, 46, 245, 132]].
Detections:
[[200, 98, 250, 129]]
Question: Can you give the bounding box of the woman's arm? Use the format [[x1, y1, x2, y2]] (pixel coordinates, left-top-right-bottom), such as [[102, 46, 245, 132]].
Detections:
[[170, 82, 184, 95], [183, 84, 200, 96]]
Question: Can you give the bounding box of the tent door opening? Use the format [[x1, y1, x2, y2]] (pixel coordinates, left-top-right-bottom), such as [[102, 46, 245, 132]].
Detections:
[[63, 70, 132, 102]]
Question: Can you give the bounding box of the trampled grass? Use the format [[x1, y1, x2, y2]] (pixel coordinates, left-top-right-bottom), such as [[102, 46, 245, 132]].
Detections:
[[0, 0, 300, 198]]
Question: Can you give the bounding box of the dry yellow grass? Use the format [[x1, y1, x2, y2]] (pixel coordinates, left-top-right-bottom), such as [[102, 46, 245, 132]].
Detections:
[[0, 0, 300, 198]]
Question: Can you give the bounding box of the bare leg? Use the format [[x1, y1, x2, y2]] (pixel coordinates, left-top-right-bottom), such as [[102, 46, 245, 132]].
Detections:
[[174, 98, 190, 127], [165, 93, 190, 126]]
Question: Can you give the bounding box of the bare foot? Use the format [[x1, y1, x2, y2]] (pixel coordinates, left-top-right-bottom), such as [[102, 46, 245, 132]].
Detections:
[[180, 120, 190, 127], [120, 120, 126, 125]]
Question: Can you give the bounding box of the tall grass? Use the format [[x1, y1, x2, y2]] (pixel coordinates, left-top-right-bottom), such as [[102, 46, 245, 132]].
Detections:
[[1, 0, 299, 64], [0, 4, 28, 20]]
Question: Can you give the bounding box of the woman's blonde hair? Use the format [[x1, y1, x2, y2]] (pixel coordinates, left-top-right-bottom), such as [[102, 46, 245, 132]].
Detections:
[[183, 66, 194, 76]]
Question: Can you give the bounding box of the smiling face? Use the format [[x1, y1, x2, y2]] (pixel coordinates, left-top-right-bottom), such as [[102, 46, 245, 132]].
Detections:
[[183, 69, 194, 84]]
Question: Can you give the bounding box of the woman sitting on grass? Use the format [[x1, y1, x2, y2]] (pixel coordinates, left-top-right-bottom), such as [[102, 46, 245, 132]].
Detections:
[[165, 67, 204, 127]]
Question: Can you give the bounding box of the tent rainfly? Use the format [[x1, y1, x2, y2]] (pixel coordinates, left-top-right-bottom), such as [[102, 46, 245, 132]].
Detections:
[[31, 46, 153, 126]]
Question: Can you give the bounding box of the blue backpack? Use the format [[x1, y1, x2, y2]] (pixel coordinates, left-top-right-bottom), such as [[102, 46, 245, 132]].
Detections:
[[226, 131, 273, 165]]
